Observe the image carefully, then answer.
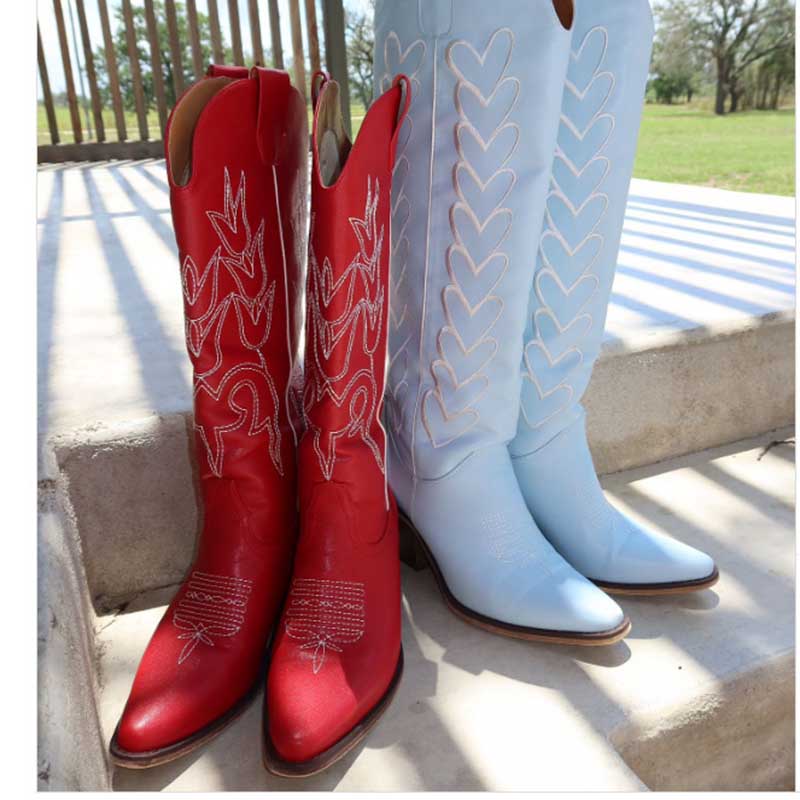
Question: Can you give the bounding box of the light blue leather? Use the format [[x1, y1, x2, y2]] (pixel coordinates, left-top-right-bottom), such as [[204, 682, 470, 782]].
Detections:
[[375, 0, 626, 633], [510, 0, 716, 586]]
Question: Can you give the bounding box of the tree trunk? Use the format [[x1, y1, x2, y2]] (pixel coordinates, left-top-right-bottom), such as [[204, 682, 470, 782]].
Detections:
[[771, 74, 783, 109], [714, 59, 727, 114], [729, 88, 740, 112]]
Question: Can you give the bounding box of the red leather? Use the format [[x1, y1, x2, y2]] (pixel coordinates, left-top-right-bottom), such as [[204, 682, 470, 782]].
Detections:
[[114, 67, 308, 754], [265, 74, 410, 764]]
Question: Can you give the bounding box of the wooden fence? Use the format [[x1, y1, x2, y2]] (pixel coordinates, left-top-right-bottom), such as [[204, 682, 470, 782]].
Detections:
[[37, 0, 350, 162]]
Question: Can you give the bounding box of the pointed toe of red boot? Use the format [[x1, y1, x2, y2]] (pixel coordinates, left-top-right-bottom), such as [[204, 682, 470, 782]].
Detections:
[[114, 688, 189, 758], [266, 656, 359, 765], [264, 631, 403, 776], [110, 592, 268, 768]]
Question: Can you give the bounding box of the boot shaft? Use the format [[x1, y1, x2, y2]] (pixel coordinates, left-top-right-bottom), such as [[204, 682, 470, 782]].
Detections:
[[512, 0, 654, 455], [375, 0, 574, 481], [165, 68, 308, 511], [300, 73, 409, 502]]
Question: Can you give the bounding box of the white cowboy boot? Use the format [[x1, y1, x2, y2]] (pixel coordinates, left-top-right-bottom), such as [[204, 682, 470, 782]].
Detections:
[[375, 0, 629, 643], [510, 0, 718, 594]]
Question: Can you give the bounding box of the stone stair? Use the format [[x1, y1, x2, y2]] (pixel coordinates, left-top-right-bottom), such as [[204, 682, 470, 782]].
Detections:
[[37, 163, 795, 790], [40, 427, 795, 790]]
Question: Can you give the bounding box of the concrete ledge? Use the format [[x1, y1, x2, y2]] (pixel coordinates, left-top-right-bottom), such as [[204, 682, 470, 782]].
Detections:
[[587, 310, 794, 474], [37, 481, 110, 789], [49, 414, 199, 610], [612, 652, 794, 791]]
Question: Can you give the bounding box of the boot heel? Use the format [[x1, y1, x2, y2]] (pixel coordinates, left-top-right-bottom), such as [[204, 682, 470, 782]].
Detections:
[[398, 514, 427, 571]]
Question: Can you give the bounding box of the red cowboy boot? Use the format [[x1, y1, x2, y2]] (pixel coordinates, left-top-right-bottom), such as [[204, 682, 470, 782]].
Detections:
[[110, 65, 308, 768], [262, 72, 410, 776]]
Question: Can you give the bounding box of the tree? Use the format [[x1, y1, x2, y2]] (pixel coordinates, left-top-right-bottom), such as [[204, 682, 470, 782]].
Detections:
[[93, 1, 233, 112], [652, 1, 711, 103], [345, 2, 375, 109], [654, 0, 794, 114]]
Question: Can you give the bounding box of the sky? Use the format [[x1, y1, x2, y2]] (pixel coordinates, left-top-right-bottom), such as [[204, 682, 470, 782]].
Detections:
[[38, 0, 373, 96]]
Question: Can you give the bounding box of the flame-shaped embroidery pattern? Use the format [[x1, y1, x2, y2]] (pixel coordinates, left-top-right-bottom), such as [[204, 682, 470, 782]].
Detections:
[[182, 167, 284, 476], [520, 27, 614, 430], [380, 32, 427, 442], [422, 28, 519, 448], [285, 578, 366, 673], [172, 571, 253, 665], [303, 177, 387, 480]]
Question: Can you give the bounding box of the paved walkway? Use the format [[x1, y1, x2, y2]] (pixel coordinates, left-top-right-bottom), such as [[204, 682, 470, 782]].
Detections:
[[37, 161, 795, 445]]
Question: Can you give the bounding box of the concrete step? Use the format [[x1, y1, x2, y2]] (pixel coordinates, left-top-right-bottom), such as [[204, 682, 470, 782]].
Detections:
[[38, 163, 795, 474], [39, 430, 795, 790], [37, 163, 795, 789]]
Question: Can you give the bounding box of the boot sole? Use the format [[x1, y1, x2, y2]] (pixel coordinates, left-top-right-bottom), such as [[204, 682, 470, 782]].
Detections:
[[108, 671, 263, 769], [261, 649, 404, 777], [399, 513, 631, 646], [594, 567, 720, 596]]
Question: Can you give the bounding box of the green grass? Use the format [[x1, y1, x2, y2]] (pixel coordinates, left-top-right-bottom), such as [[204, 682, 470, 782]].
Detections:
[[37, 101, 367, 145], [634, 103, 795, 196], [38, 102, 163, 145], [40, 100, 794, 196]]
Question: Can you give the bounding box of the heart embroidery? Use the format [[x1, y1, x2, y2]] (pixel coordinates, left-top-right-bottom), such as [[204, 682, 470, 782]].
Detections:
[[534, 308, 592, 361], [551, 155, 609, 209], [448, 248, 507, 308], [437, 328, 498, 387], [456, 78, 520, 142], [456, 123, 520, 184], [391, 193, 410, 242], [456, 164, 515, 216], [558, 114, 614, 171], [546, 193, 608, 251], [519, 24, 617, 435], [524, 339, 581, 394], [422, 390, 479, 448], [381, 33, 425, 92], [452, 204, 512, 268], [443, 286, 503, 351], [431, 361, 489, 414], [520, 376, 573, 431], [563, 72, 614, 133], [392, 155, 410, 196], [568, 27, 608, 94], [447, 27, 514, 101], [535, 270, 599, 328], [539, 232, 602, 287], [428, 26, 520, 449], [394, 115, 413, 155]]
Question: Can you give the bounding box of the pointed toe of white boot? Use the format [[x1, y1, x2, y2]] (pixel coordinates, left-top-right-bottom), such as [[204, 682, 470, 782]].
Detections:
[[513, 415, 718, 596], [521, 564, 629, 639], [593, 518, 719, 595], [393, 442, 630, 645]]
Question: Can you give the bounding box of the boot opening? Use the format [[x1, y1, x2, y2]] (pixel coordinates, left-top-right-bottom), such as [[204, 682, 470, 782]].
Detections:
[[168, 76, 234, 186], [552, 0, 574, 30], [314, 81, 352, 187]]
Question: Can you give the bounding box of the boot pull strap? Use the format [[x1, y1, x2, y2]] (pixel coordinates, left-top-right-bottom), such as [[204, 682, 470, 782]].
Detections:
[[251, 66, 292, 165], [389, 74, 412, 167], [311, 70, 329, 111], [206, 64, 249, 79]]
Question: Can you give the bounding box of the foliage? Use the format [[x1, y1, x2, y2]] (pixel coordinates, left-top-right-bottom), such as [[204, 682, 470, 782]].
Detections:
[[93, 1, 232, 112], [345, 1, 375, 108], [651, 1, 713, 102], [653, 0, 795, 114]]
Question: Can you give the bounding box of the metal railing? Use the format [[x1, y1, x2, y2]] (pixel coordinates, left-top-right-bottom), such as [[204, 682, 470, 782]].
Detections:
[[37, 0, 350, 162]]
